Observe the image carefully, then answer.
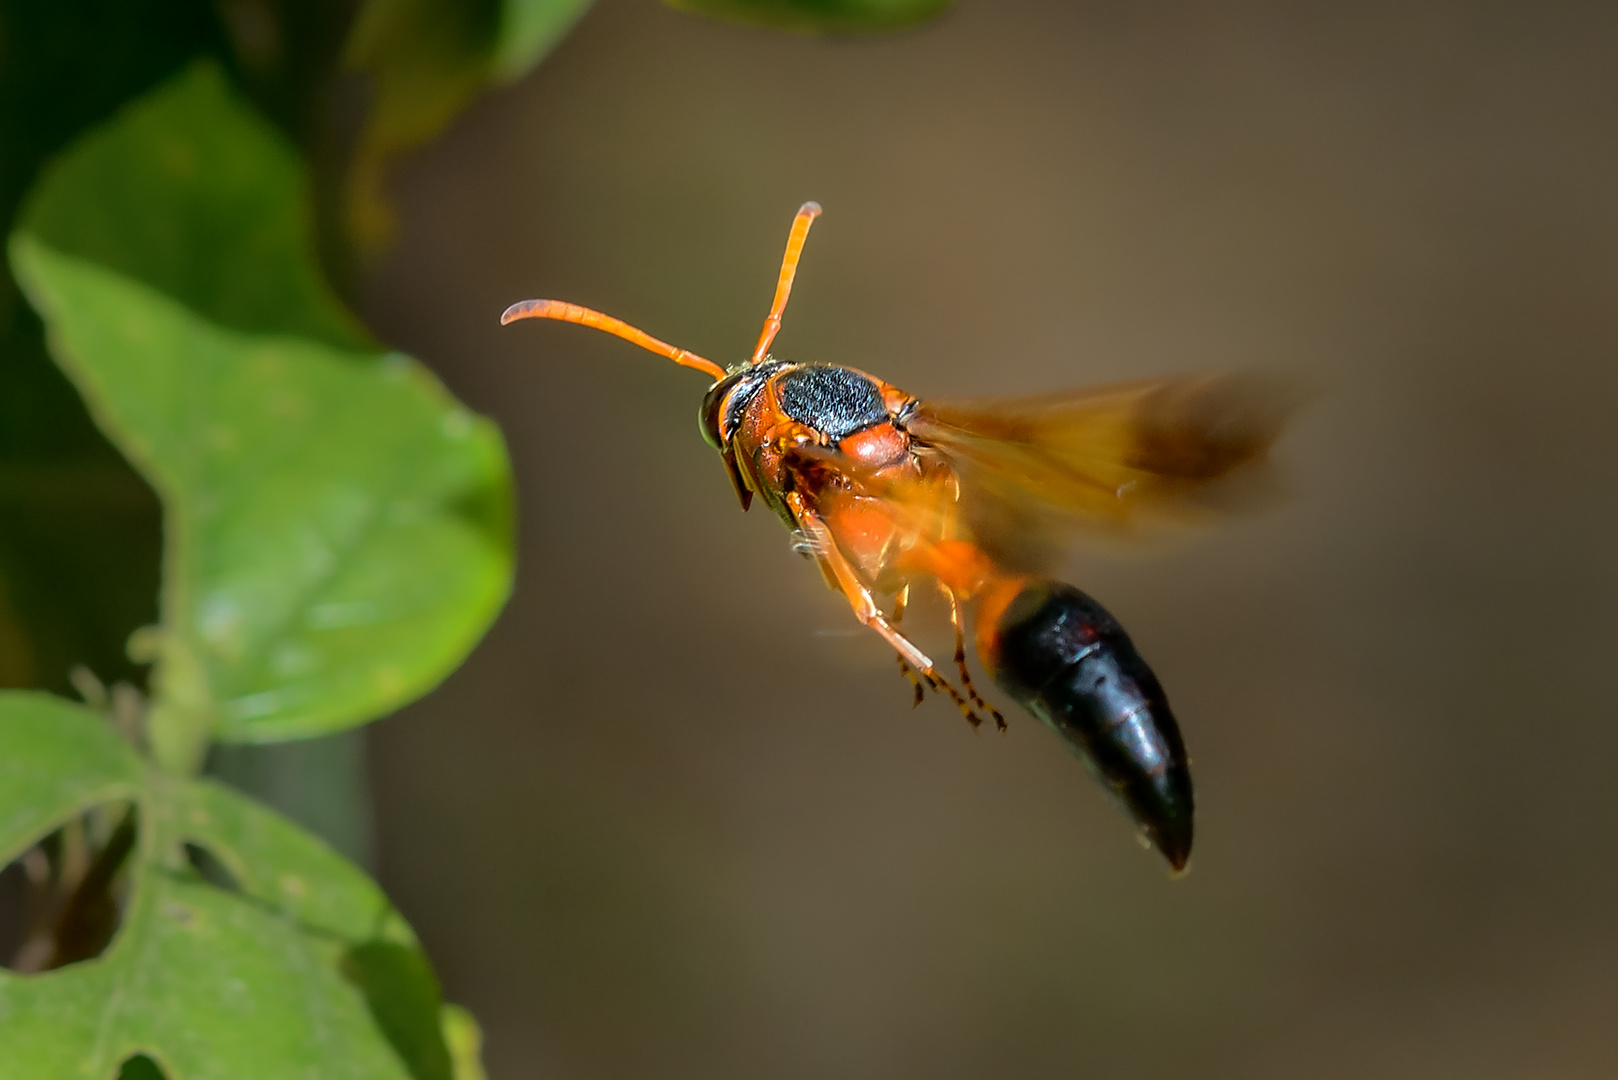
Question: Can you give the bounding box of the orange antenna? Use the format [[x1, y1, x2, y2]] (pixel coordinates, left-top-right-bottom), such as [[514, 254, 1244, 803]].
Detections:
[[500, 299, 727, 383], [750, 201, 822, 365]]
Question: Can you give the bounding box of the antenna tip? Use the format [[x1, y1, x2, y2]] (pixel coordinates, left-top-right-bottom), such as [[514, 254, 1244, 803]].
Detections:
[[799, 201, 823, 217], [500, 299, 548, 325]]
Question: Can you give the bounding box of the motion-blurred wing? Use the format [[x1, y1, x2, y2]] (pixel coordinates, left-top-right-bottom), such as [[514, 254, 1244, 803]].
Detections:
[[905, 372, 1301, 570]]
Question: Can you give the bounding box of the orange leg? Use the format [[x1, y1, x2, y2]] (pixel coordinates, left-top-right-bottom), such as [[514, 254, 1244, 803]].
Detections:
[[788, 492, 932, 670], [943, 585, 1006, 731], [751, 202, 822, 364], [788, 492, 988, 729], [891, 585, 925, 707]]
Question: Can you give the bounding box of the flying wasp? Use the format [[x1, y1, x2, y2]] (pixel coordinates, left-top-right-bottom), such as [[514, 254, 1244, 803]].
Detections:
[[503, 203, 1295, 872]]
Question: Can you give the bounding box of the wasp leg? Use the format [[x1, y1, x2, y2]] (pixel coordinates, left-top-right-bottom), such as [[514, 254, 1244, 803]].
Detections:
[[891, 585, 925, 707], [790, 494, 933, 670], [920, 662, 988, 730], [787, 494, 987, 729], [943, 584, 1006, 731], [898, 655, 925, 706]]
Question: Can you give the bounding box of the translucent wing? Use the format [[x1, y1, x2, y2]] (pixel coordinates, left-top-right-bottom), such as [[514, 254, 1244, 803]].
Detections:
[[903, 372, 1302, 571]]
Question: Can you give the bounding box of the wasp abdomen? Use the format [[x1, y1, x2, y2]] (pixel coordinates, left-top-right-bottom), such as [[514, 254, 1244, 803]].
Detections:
[[979, 578, 1194, 871]]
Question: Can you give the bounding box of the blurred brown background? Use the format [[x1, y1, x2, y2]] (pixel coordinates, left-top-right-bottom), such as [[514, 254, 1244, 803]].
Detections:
[[357, 1, 1618, 1076]]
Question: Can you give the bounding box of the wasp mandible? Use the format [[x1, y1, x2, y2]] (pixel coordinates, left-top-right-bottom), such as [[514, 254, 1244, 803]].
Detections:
[[503, 203, 1295, 872]]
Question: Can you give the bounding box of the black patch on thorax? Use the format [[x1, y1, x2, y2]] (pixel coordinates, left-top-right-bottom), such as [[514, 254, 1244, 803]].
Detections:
[[774, 365, 886, 439]]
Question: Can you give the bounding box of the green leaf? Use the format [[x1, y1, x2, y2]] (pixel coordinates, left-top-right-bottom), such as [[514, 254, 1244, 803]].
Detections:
[[343, 943, 455, 1080], [0, 692, 143, 864], [18, 62, 371, 352], [0, 691, 465, 1080], [170, 777, 405, 944], [342, 0, 594, 252], [10, 63, 513, 761], [493, 0, 597, 81], [664, 0, 953, 34], [0, 0, 222, 696], [440, 1004, 489, 1080], [206, 730, 376, 865]]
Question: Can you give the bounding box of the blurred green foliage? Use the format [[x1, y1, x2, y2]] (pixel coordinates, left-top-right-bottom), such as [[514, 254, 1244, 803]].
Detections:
[[343, 0, 595, 254], [666, 0, 953, 34], [0, 0, 221, 697], [13, 65, 513, 764], [0, 0, 953, 1073], [0, 0, 577, 701]]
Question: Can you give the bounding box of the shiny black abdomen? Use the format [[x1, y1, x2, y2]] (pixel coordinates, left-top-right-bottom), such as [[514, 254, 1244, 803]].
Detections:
[[774, 365, 887, 439], [983, 578, 1194, 870]]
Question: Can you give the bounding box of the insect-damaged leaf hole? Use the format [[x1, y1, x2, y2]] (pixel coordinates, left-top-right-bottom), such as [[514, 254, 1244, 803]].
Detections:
[[0, 800, 138, 972], [182, 840, 243, 894], [117, 1054, 168, 1080]]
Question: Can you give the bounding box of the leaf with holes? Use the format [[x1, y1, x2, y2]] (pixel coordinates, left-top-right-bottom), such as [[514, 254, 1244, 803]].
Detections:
[[9, 63, 513, 760], [0, 691, 474, 1079], [0, 692, 144, 862]]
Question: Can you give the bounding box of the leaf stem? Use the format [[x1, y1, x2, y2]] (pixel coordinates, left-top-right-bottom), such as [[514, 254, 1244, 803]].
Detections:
[[145, 636, 214, 775]]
